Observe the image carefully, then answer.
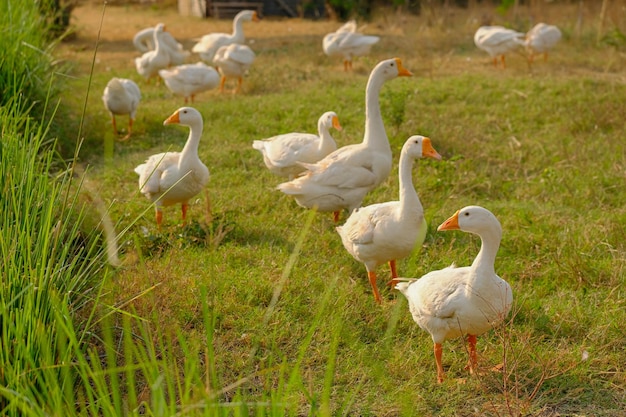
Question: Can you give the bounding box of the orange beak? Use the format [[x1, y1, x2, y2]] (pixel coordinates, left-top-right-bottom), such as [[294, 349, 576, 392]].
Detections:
[[394, 58, 413, 77], [252, 11, 260, 21], [163, 110, 180, 126], [437, 210, 460, 231], [422, 137, 442, 160], [332, 115, 342, 131]]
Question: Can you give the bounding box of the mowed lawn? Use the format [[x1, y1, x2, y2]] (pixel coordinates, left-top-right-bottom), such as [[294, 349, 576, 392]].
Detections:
[[57, 2, 626, 416]]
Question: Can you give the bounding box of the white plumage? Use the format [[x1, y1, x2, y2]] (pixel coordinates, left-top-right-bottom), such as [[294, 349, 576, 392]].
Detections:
[[159, 62, 220, 103], [133, 24, 190, 66], [323, 20, 380, 71], [396, 206, 513, 383], [102, 77, 141, 141], [336, 135, 442, 304], [135, 23, 171, 82], [474, 25, 524, 68], [524, 23, 562, 64], [252, 111, 342, 179], [213, 43, 256, 93], [192, 10, 258, 64]]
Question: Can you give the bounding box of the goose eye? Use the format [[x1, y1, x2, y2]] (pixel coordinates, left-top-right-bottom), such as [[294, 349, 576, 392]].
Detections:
[[464, 212, 470, 216]]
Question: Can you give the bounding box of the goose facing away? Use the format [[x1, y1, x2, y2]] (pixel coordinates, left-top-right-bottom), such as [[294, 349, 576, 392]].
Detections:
[[159, 62, 220, 103], [134, 107, 210, 228], [323, 20, 380, 71], [135, 23, 171, 83], [252, 111, 342, 180], [524, 23, 562, 64], [277, 58, 412, 223], [474, 26, 524, 68], [337, 135, 442, 304], [396, 206, 513, 383], [213, 43, 256, 93], [192, 10, 259, 64], [133, 24, 190, 66], [102, 77, 141, 141]]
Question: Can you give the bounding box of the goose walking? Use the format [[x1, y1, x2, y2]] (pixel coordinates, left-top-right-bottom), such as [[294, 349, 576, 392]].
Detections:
[[323, 20, 380, 71], [102, 77, 141, 141], [159, 62, 220, 103], [133, 24, 190, 66], [213, 43, 256, 93], [474, 26, 524, 68], [396, 206, 513, 383], [524, 23, 562, 64], [135, 23, 171, 83], [337, 135, 441, 304]]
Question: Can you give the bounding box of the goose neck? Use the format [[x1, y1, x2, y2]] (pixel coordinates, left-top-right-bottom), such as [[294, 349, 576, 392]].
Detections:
[[398, 152, 421, 214], [363, 73, 388, 149], [471, 229, 501, 277], [232, 17, 246, 42], [179, 120, 203, 167]]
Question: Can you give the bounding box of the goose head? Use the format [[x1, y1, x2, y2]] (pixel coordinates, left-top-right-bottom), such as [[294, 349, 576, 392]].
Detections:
[[235, 10, 259, 22], [373, 58, 413, 80], [437, 205, 502, 239], [163, 107, 202, 127], [319, 111, 342, 132], [403, 135, 442, 161]]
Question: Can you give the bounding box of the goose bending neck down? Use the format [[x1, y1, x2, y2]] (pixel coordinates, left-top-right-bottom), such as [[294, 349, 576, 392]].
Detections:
[[337, 135, 441, 304], [395, 206, 513, 383]]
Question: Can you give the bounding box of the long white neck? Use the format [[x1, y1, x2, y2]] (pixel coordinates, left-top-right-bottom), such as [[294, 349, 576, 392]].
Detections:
[[153, 30, 164, 55], [232, 16, 247, 43], [398, 150, 421, 217], [470, 227, 501, 279], [362, 72, 389, 152], [316, 122, 335, 154], [178, 119, 203, 169]]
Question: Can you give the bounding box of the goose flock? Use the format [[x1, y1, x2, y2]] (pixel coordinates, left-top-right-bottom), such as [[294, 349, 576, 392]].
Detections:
[[99, 10, 563, 383]]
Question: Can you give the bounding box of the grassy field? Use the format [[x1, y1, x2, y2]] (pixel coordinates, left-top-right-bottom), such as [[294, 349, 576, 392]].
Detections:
[[51, 1, 626, 416]]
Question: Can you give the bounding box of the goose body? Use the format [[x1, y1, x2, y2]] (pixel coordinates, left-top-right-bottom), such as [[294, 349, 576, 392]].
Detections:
[[524, 23, 562, 63], [192, 10, 258, 64], [133, 25, 190, 65], [135, 23, 171, 82], [159, 62, 220, 103], [474, 25, 524, 68], [213, 43, 256, 93], [396, 206, 513, 383], [253, 111, 342, 179], [323, 20, 380, 71], [337, 136, 441, 304], [134, 107, 210, 227], [277, 58, 412, 222], [102, 77, 141, 140]]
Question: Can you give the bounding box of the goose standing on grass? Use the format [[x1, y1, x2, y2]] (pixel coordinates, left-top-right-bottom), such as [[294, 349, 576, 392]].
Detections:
[[523, 23, 562, 64], [277, 58, 412, 223], [252, 111, 342, 180], [192, 10, 259, 64], [474, 26, 524, 68], [396, 206, 513, 383], [135, 23, 171, 83], [133, 24, 190, 66], [323, 20, 380, 71], [213, 43, 256, 93], [159, 62, 220, 103], [134, 107, 210, 228], [337, 136, 441, 304], [102, 77, 141, 141]]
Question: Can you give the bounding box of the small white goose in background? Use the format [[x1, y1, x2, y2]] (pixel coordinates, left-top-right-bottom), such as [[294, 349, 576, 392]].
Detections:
[[523, 23, 562, 64], [102, 77, 141, 141], [192, 10, 259, 64], [323, 20, 380, 71], [135, 23, 171, 83], [133, 24, 190, 66], [134, 107, 210, 228], [396, 206, 513, 383], [337, 135, 442, 304], [252, 111, 342, 180], [159, 62, 220, 103], [277, 58, 412, 223], [474, 25, 525, 68], [213, 43, 256, 93]]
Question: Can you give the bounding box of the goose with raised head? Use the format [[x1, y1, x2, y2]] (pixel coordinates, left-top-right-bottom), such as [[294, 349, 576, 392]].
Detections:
[[253, 111, 342, 180], [102, 77, 141, 141], [213, 43, 256, 93], [134, 107, 210, 228], [192, 10, 259, 64], [474, 26, 524, 68], [523, 23, 562, 64], [323, 20, 380, 71], [135, 23, 171, 83], [337, 135, 441, 304], [277, 58, 412, 223], [133, 24, 190, 66], [396, 206, 513, 383], [159, 62, 220, 103]]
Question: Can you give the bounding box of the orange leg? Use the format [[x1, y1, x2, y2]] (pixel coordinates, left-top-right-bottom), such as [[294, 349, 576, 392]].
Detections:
[[387, 259, 398, 287], [120, 118, 133, 141], [492, 57, 498, 67], [500, 55, 506, 69], [219, 76, 227, 93], [235, 76, 243, 94], [343, 60, 349, 71], [367, 271, 382, 304], [333, 211, 340, 223], [156, 210, 163, 229], [111, 115, 118, 135], [467, 334, 478, 374], [181, 203, 189, 226], [434, 343, 445, 383]]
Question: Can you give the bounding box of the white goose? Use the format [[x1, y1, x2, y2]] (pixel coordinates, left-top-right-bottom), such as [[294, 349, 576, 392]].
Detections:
[[134, 107, 210, 228], [213, 43, 256, 93], [523, 23, 562, 64], [135, 23, 170, 83], [159, 62, 220, 103], [396, 206, 513, 383], [133, 24, 190, 66], [474, 25, 524, 68], [277, 58, 412, 223], [192, 10, 259, 64], [337, 136, 441, 304], [102, 77, 141, 141], [323, 20, 380, 71], [252, 111, 342, 180]]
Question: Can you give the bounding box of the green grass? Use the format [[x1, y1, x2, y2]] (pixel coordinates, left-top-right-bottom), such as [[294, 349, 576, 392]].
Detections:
[[3, 1, 626, 416]]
